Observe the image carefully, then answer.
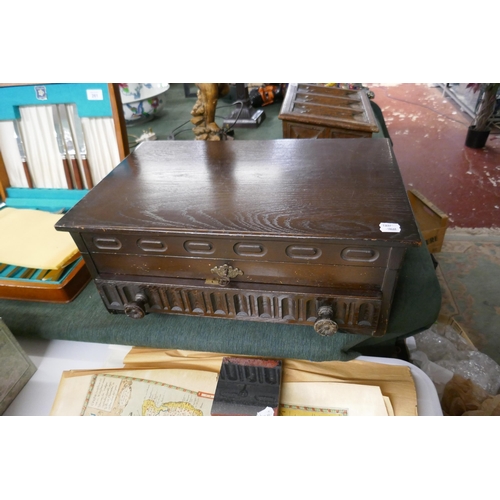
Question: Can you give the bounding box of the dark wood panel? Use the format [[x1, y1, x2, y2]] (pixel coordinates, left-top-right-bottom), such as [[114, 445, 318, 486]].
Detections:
[[279, 83, 379, 133], [293, 93, 362, 108], [57, 139, 420, 245], [80, 232, 394, 268], [283, 122, 330, 139], [296, 84, 359, 97], [91, 252, 388, 289], [283, 122, 370, 139], [95, 278, 382, 335]]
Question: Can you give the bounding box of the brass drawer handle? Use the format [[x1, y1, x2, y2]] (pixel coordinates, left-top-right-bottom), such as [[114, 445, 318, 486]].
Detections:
[[314, 305, 338, 336], [124, 293, 148, 319], [210, 264, 243, 286]]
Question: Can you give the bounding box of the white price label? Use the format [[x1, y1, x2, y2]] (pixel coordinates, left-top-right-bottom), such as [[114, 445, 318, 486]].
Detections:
[[256, 406, 275, 416], [86, 89, 104, 101], [379, 222, 401, 233]]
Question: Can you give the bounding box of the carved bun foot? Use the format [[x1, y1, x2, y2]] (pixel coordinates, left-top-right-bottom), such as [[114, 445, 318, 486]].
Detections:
[[124, 293, 148, 319], [314, 305, 338, 336]]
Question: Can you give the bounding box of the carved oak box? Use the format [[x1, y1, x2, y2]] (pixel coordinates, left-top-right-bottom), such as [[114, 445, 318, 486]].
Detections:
[[279, 83, 379, 139], [55, 139, 420, 337]]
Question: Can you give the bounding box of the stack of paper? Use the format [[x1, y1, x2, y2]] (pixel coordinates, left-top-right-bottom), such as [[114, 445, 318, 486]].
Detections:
[[50, 349, 418, 416], [0, 207, 79, 270]]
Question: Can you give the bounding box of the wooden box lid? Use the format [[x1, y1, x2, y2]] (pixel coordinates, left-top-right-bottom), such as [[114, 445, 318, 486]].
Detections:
[[56, 139, 420, 247], [279, 84, 379, 133]]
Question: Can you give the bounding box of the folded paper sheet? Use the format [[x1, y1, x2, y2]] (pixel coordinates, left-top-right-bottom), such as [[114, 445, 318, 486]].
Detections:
[[50, 349, 418, 416], [0, 207, 79, 270], [280, 382, 389, 416], [50, 368, 218, 416]]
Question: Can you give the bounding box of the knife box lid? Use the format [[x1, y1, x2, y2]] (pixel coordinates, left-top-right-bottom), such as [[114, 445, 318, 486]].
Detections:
[[56, 139, 420, 247]]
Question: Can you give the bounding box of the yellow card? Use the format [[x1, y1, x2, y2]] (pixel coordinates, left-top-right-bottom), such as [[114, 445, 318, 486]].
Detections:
[[0, 207, 79, 270]]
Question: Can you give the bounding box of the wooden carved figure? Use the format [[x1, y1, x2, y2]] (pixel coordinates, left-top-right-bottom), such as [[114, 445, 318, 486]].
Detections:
[[191, 83, 230, 140]]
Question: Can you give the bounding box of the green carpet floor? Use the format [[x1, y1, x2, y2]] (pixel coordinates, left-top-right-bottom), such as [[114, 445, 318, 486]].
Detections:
[[436, 229, 500, 365]]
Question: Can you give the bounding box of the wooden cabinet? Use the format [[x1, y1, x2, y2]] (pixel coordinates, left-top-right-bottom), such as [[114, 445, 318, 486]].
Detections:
[[279, 83, 379, 139], [56, 139, 420, 337]]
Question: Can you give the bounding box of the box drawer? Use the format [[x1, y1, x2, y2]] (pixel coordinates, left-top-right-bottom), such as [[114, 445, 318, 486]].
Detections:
[[80, 232, 394, 268], [95, 277, 383, 336], [90, 252, 388, 289]]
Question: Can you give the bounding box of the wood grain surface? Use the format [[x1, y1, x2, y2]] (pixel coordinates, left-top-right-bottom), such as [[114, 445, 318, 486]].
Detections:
[[279, 84, 379, 133], [57, 139, 420, 246]]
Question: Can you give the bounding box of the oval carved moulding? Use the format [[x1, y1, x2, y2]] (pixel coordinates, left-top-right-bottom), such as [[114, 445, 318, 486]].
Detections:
[[184, 240, 215, 255], [285, 245, 322, 260], [233, 242, 267, 257], [340, 247, 379, 263], [137, 238, 168, 253], [93, 236, 122, 250]]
